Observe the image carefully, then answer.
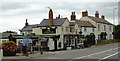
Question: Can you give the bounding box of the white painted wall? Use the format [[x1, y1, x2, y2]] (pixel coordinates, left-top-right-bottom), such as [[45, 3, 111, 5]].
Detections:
[[48, 38, 54, 50], [81, 17, 113, 40], [32, 27, 42, 35], [81, 27, 93, 36], [21, 31, 32, 35]]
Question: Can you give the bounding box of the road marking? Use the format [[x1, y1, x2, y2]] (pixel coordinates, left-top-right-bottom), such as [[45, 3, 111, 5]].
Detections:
[[75, 47, 119, 59], [98, 52, 119, 61]]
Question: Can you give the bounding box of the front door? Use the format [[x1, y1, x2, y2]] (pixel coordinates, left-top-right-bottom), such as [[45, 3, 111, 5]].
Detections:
[[54, 39, 57, 51]]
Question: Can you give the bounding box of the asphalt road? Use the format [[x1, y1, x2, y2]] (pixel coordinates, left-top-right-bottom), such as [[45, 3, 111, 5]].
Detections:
[[32, 43, 119, 61]]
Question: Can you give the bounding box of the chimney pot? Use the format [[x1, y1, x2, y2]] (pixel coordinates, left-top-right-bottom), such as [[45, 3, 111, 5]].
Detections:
[[71, 12, 76, 21], [58, 14, 60, 19], [95, 11, 99, 18], [101, 15, 105, 19], [82, 10, 88, 17], [25, 19, 28, 26]]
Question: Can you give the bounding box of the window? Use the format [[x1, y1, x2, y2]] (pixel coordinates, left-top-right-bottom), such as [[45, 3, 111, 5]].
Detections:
[[76, 29, 77, 34], [66, 26, 69, 32], [70, 26, 74, 32], [104, 25, 106, 31], [98, 24, 100, 31], [109, 25, 111, 31], [92, 28, 94, 32], [84, 27, 87, 31], [62, 27, 63, 31]]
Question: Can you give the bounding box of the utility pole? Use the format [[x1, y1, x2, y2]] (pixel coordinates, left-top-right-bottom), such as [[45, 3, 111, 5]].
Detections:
[[113, 8, 117, 25], [118, 1, 120, 25]]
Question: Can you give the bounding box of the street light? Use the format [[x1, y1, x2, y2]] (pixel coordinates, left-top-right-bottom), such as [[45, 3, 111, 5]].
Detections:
[[113, 8, 117, 25]]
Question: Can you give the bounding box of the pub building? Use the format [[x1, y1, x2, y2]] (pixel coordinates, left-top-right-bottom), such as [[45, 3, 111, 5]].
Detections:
[[20, 9, 85, 51]]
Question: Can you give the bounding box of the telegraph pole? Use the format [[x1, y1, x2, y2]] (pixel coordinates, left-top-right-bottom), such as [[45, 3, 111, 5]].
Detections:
[[113, 8, 117, 25]]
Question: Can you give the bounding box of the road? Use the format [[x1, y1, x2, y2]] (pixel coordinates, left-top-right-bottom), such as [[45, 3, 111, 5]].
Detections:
[[32, 43, 119, 61]]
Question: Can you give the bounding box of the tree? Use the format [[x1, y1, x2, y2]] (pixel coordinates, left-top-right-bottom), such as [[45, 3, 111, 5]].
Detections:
[[113, 25, 120, 39], [3, 31, 16, 33]]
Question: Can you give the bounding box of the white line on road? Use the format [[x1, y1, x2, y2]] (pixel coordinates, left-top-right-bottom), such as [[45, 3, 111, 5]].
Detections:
[[75, 47, 119, 59], [98, 52, 119, 61]]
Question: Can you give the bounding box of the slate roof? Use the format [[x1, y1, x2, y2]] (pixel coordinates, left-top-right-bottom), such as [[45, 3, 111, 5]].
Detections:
[[0, 33, 18, 39], [38, 18, 67, 27], [76, 20, 96, 28], [20, 24, 38, 31], [87, 16, 113, 25]]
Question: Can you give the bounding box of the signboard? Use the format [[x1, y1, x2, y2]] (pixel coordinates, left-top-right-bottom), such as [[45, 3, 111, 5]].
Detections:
[[42, 28, 56, 34]]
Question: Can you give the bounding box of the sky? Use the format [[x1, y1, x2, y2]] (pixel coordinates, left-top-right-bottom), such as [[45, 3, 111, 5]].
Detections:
[[0, 0, 120, 34]]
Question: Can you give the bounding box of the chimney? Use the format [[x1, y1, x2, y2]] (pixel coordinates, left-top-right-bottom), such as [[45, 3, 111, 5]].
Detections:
[[101, 15, 105, 19], [56, 17, 58, 19], [95, 11, 99, 18], [82, 10, 88, 17], [48, 9, 53, 26], [71, 12, 76, 21], [58, 14, 60, 19], [25, 19, 28, 26]]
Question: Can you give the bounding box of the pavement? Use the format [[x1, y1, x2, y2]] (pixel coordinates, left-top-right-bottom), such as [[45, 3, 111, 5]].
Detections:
[[2, 51, 55, 59], [1, 43, 120, 61]]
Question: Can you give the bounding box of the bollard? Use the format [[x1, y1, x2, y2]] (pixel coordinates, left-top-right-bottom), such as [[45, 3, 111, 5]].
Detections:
[[40, 46, 43, 55], [0, 49, 3, 61], [30, 45, 33, 54], [26, 48, 29, 56]]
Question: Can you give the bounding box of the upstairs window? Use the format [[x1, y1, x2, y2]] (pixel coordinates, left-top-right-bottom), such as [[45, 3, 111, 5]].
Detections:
[[98, 24, 100, 31], [92, 28, 94, 32], [84, 27, 87, 32], [104, 25, 106, 31], [109, 25, 111, 31], [70, 26, 74, 32]]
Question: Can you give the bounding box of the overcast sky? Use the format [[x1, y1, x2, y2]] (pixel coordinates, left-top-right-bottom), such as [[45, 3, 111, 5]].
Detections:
[[0, 0, 119, 33]]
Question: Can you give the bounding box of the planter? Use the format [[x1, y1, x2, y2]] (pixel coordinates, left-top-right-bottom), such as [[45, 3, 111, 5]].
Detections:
[[3, 51, 17, 56]]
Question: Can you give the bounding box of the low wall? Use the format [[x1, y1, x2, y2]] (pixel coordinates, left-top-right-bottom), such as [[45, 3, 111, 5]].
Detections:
[[0, 49, 3, 61]]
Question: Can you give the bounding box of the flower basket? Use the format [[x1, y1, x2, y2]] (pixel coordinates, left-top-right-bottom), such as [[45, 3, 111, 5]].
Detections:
[[69, 36, 73, 39], [2, 41, 18, 56], [3, 51, 17, 56]]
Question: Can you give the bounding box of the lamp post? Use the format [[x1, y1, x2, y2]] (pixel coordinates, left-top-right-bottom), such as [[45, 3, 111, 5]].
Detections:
[[113, 8, 117, 25]]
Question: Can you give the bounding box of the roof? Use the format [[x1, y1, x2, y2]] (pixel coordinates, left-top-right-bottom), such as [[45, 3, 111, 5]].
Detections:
[[87, 16, 113, 25], [0, 33, 18, 39], [38, 18, 67, 27], [21, 24, 38, 31], [76, 20, 96, 28], [69, 22, 76, 26]]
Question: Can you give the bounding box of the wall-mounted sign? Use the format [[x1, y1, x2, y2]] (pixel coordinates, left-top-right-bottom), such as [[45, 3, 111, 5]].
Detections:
[[42, 27, 56, 34]]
